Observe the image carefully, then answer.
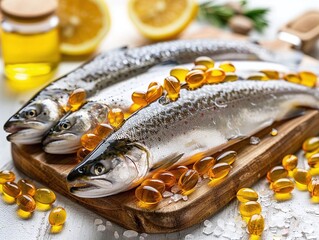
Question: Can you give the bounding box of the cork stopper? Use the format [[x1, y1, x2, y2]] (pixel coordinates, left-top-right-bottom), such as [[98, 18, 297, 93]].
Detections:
[[1, 0, 57, 20]]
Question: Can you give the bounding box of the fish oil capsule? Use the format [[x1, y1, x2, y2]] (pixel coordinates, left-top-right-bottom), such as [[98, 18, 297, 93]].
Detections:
[[49, 207, 67, 226], [3, 181, 21, 198], [131, 91, 148, 107], [152, 171, 176, 188], [292, 168, 312, 186], [248, 214, 264, 236], [164, 76, 181, 101], [260, 70, 280, 79], [266, 166, 288, 182], [194, 56, 214, 69], [107, 108, 125, 128], [135, 185, 162, 204], [146, 84, 163, 103], [303, 137, 319, 152], [0, 170, 15, 184], [299, 71, 317, 88], [205, 68, 226, 84], [185, 70, 205, 89], [284, 73, 301, 84], [193, 157, 216, 175], [141, 179, 165, 194], [216, 150, 237, 165], [76, 148, 91, 162], [308, 153, 319, 168], [192, 65, 208, 72], [17, 194, 36, 212], [305, 147, 319, 159], [236, 188, 259, 202], [170, 67, 189, 83], [34, 188, 56, 205], [309, 179, 319, 197], [17, 179, 36, 196], [93, 123, 113, 138], [239, 201, 261, 217], [68, 88, 86, 111], [247, 73, 268, 81], [208, 162, 231, 180], [178, 169, 199, 194], [81, 133, 102, 151], [307, 178, 318, 192], [224, 72, 238, 82], [272, 178, 294, 194], [219, 62, 236, 72], [270, 128, 278, 136], [169, 165, 188, 179], [282, 154, 298, 171]]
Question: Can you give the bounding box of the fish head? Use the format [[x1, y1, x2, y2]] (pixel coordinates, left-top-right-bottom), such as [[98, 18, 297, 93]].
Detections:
[[67, 139, 150, 198], [4, 99, 63, 144]]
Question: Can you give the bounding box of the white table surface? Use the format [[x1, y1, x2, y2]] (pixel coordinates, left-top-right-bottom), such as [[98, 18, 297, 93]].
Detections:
[[1, 1, 319, 239]]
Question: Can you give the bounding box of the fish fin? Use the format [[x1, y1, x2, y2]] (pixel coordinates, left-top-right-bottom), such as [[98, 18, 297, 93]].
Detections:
[[151, 153, 184, 171], [277, 107, 306, 121]]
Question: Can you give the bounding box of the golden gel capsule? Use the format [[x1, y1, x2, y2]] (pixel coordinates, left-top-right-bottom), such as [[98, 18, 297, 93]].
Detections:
[[305, 147, 319, 159], [247, 73, 268, 81], [81, 133, 102, 151], [193, 156, 216, 175], [49, 207, 67, 226], [17, 179, 36, 196], [135, 185, 162, 204], [0, 170, 15, 184], [219, 62, 236, 72], [107, 108, 125, 129], [216, 150, 237, 165], [185, 70, 205, 89], [266, 166, 288, 182], [141, 179, 166, 194], [308, 179, 319, 197], [3, 181, 21, 198], [308, 179, 318, 192], [152, 171, 176, 188], [169, 165, 188, 179], [170, 67, 189, 82], [131, 91, 148, 107], [208, 162, 231, 180], [194, 56, 214, 69], [260, 70, 280, 79], [76, 148, 91, 162], [205, 68, 226, 84], [68, 88, 86, 111], [270, 128, 278, 136], [178, 169, 199, 194], [284, 73, 301, 84], [236, 188, 258, 203], [34, 188, 56, 205], [248, 214, 264, 236], [93, 123, 113, 138], [239, 201, 261, 217], [146, 84, 163, 103], [192, 65, 208, 72], [17, 194, 36, 212], [292, 168, 312, 186], [303, 137, 319, 152], [308, 153, 319, 168], [272, 178, 294, 194], [164, 76, 181, 101], [224, 72, 238, 82], [282, 154, 298, 171], [299, 71, 317, 88]]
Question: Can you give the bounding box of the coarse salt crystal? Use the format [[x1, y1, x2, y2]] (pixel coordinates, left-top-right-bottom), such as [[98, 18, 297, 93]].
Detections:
[[114, 231, 120, 239], [182, 195, 188, 201], [184, 234, 194, 240], [203, 226, 214, 235], [250, 136, 260, 145], [94, 218, 103, 225], [213, 226, 223, 237], [171, 194, 183, 202], [123, 230, 139, 238], [162, 191, 173, 198], [204, 220, 213, 227], [97, 225, 106, 231], [171, 185, 180, 193], [217, 219, 225, 229]]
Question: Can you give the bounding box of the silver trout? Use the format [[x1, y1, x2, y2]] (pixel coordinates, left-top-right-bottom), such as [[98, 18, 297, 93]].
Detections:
[[66, 80, 319, 198]]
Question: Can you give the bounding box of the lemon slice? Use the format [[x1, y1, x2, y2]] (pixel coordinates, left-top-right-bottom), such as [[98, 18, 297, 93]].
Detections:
[[128, 0, 198, 41], [58, 0, 111, 55]]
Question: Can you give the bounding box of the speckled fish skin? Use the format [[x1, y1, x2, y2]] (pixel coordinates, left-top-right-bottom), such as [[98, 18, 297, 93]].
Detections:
[[67, 80, 319, 198], [4, 39, 272, 145]]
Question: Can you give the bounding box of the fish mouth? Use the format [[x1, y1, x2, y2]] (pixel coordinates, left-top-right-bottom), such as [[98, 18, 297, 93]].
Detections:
[[43, 133, 80, 154], [68, 178, 113, 198]]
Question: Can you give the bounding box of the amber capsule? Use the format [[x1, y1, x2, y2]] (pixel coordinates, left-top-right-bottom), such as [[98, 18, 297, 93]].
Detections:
[[49, 207, 67, 226], [192, 65, 208, 72], [270, 128, 278, 136], [282, 154, 298, 171], [308, 178, 318, 192], [236, 188, 258, 203], [216, 150, 237, 165], [299, 71, 317, 88], [152, 171, 176, 188], [17, 194, 36, 212], [170, 67, 189, 82], [145, 84, 163, 103], [308, 179, 319, 197], [205, 68, 226, 84], [3, 182, 21, 198], [34, 188, 56, 205], [93, 123, 113, 138], [0, 170, 15, 184], [169, 165, 188, 179], [141, 179, 166, 194], [164, 76, 181, 101], [185, 70, 205, 89], [194, 56, 214, 69], [266, 166, 288, 182], [239, 201, 261, 217], [135, 185, 162, 204], [247, 73, 268, 81], [284, 73, 301, 84], [81, 133, 102, 151], [303, 137, 319, 152], [208, 162, 231, 180], [76, 148, 91, 162], [131, 91, 148, 107], [107, 108, 125, 128], [17, 179, 36, 196], [193, 157, 216, 175], [248, 214, 264, 236], [260, 70, 280, 79], [272, 178, 294, 194], [224, 72, 238, 82], [292, 168, 312, 186], [305, 147, 319, 159], [219, 62, 236, 72], [68, 88, 86, 111], [308, 153, 319, 168], [178, 169, 199, 194]]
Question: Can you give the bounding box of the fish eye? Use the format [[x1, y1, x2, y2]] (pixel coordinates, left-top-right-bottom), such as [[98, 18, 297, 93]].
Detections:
[[25, 109, 37, 119], [59, 120, 72, 131], [92, 163, 106, 176]]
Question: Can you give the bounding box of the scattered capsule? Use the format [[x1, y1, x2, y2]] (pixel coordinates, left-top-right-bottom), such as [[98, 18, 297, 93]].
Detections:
[[0, 170, 15, 184], [194, 56, 214, 69], [17, 194, 36, 212], [247, 73, 268, 81], [193, 156, 216, 175], [282, 154, 298, 171], [272, 178, 294, 194], [178, 169, 199, 194], [3, 181, 21, 198], [292, 168, 312, 186], [308, 153, 319, 168], [219, 62, 236, 72], [68, 88, 86, 111], [216, 150, 237, 165], [185, 70, 205, 89], [248, 214, 264, 236], [308, 179, 319, 197], [205, 68, 226, 84], [76, 148, 91, 162], [170, 67, 189, 82], [164, 76, 181, 101], [224, 72, 238, 82], [49, 207, 67, 226], [131, 91, 148, 107], [135, 185, 162, 204], [299, 71, 317, 88], [152, 171, 176, 188], [17, 179, 36, 196], [141, 179, 166, 194], [303, 137, 319, 152], [236, 188, 258, 203], [260, 70, 280, 79], [270, 128, 278, 136], [239, 201, 261, 217], [305, 147, 319, 159], [169, 165, 188, 179], [192, 65, 208, 72], [93, 123, 113, 138], [266, 166, 288, 182], [34, 188, 56, 205], [145, 83, 163, 103], [107, 108, 125, 129], [208, 162, 231, 180], [284, 73, 301, 84], [81, 133, 102, 151]]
